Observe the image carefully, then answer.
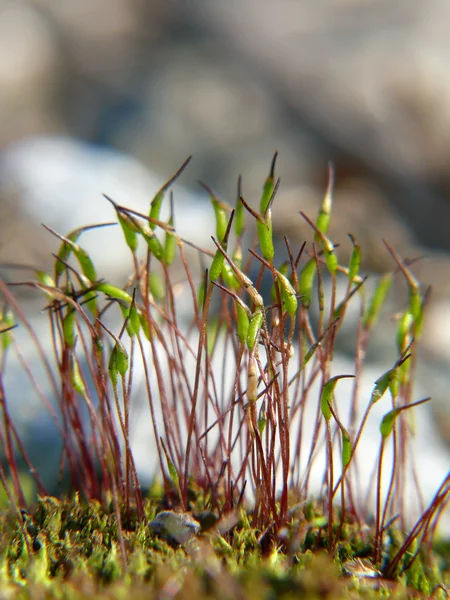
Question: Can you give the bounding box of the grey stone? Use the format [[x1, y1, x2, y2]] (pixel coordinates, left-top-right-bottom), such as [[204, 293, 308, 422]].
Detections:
[[149, 510, 200, 545]]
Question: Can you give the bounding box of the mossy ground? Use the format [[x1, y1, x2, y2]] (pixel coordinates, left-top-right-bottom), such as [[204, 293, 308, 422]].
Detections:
[[0, 488, 448, 599]]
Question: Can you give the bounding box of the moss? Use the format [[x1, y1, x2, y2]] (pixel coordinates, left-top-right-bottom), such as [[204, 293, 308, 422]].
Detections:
[[0, 494, 448, 597]]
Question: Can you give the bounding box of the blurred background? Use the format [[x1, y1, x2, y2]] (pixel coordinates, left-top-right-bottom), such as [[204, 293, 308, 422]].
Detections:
[[1, 0, 450, 446]]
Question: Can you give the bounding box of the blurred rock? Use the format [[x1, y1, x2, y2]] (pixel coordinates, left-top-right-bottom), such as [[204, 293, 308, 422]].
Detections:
[[44, 0, 148, 76], [194, 0, 450, 251], [0, 2, 62, 143], [149, 511, 200, 545], [119, 44, 320, 194]]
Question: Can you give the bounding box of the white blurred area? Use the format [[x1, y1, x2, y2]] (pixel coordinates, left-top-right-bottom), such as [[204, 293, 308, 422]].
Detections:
[[0, 135, 215, 283]]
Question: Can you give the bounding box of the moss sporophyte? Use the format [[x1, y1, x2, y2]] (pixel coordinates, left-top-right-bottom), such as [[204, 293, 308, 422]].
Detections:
[[0, 154, 448, 597]]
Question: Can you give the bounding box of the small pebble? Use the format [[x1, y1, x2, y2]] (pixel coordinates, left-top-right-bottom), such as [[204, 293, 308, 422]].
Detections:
[[342, 558, 381, 579], [149, 510, 200, 545]]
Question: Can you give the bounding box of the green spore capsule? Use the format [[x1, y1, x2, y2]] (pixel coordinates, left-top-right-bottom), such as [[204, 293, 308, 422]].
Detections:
[[142, 230, 164, 261], [54, 235, 97, 282], [256, 215, 274, 261], [209, 250, 225, 282], [409, 287, 422, 322], [139, 313, 151, 341], [315, 162, 333, 239], [299, 258, 317, 308], [324, 247, 338, 275], [54, 229, 83, 278], [363, 273, 392, 330], [341, 429, 352, 468], [62, 239, 97, 283], [276, 270, 298, 317], [371, 367, 397, 404], [212, 199, 229, 243], [320, 375, 354, 421], [380, 408, 400, 439], [117, 211, 138, 252], [396, 311, 414, 352], [149, 190, 165, 230], [282, 290, 298, 318], [62, 308, 77, 348], [37, 271, 56, 289], [236, 302, 250, 344], [71, 356, 86, 396], [247, 309, 264, 352], [108, 340, 129, 385], [347, 235, 361, 283], [234, 192, 245, 237], [0, 309, 15, 351], [258, 402, 266, 435], [222, 261, 240, 290], [271, 262, 288, 303], [379, 397, 430, 439], [163, 229, 176, 266], [149, 156, 192, 229], [120, 304, 141, 337], [259, 152, 277, 215], [96, 283, 133, 304], [167, 459, 179, 487], [320, 379, 337, 421]]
